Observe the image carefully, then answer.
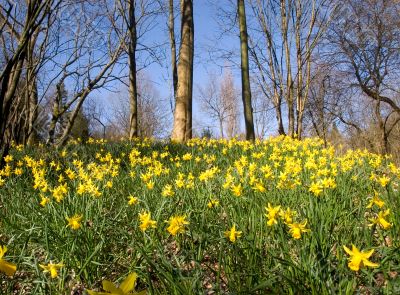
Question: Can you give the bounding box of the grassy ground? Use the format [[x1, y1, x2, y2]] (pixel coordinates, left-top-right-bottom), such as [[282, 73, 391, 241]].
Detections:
[[0, 136, 399, 294]]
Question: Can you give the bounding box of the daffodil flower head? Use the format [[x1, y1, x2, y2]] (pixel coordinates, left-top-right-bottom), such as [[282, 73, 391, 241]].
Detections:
[[368, 209, 392, 229], [66, 214, 83, 230], [0, 245, 17, 276], [87, 273, 146, 295], [343, 245, 379, 271], [39, 262, 64, 278], [287, 220, 310, 239], [224, 224, 242, 243], [166, 215, 189, 236], [138, 211, 157, 232]]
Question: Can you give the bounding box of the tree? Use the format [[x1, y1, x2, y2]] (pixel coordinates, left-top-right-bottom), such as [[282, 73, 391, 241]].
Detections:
[[0, 0, 62, 163], [110, 73, 169, 139], [116, 0, 162, 139], [198, 70, 239, 139], [326, 0, 400, 153], [248, 0, 337, 138], [238, 0, 255, 141], [171, 0, 194, 142]]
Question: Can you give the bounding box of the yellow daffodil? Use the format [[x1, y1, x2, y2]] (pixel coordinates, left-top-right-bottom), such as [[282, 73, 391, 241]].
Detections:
[[128, 195, 138, 205], [166, 215, 189, 236], [377, 175, 390, 187], [265, 203, 281, 226], [40, 262, 64, 278], [139, 212, 157, 232], [66, 214, 83, 230], [0, 245, 17, 276], [224, 224, 242, 243], [366, 191, 385, 209], [279, 208, 296, 224], [231, 183, 242, 197], [368, 209, 392, 229], [309, 182, 323, 196], [343, 245, 379, 271], [39, 195, 50, 207], [161, 184, 174, 197], [207, 199, 219, 208], [87, 272, 146, 295], [287, 220, 310, 239]]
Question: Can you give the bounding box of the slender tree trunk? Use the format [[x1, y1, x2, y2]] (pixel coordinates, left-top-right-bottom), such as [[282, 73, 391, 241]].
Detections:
[[168, 0, 178, 97], [219, 118, 224, 139], [47, 82, 63, 145], [281, 0, 294, 137], [57, 94, 87, 147], [26, 35, 39, 145], [128, 0, 138, 139], [238, 0, 255, 141], [276, 99, 285, 135], [171, 0, 194, 142]]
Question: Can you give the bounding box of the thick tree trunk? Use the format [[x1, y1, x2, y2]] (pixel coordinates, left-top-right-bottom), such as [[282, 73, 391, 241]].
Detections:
[[238, 0, 255, 141], [128, 0, 138, 139], [171, 0, 194, 142]]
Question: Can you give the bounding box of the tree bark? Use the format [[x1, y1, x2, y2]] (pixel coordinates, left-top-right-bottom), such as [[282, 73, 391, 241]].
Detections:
[[128, 0, 138, 139], [171, 0, 194, 142], [238, 0, 255, 141], [168, 0, 178, 97]]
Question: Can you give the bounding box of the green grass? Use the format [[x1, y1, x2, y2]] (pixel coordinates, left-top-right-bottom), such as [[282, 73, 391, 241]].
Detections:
[[0, 137, 399, 294]]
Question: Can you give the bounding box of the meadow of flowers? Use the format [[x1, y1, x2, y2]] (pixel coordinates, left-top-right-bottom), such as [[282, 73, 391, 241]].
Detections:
[[0, 136, 399, 294]]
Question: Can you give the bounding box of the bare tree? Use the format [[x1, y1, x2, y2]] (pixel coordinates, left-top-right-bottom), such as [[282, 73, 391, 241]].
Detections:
[[198, 70, 240, 139], [248, 0, 337, 138], [221, 69, 240, 138], [110, 73, 169, 138], [0, 0, 62, 162], [326, 0, 400, 153], [115, 0, 162, 139]]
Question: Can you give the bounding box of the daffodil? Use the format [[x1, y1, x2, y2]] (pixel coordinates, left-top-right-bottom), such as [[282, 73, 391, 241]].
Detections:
[[287, 220, 310, 239], [40, 262, 64, 278], [366, 191, 385, 209], [377, 175, 390, 187], [139, 212, 157, 232], [368, 209, 392, 229], [128, 195, 138, 205], [265, 203, 281, 226], [231, 183, 242, 197], [0, 245, 17, 276], [87, 272, 146, 295], [161, 184, 174, 197], [309, 182, 323, 196], [224, 224, 242, 243], [166, 215, 189, 236], [279, 208, 296, 224], [207, 199, 219, 208], [66, 214, 83, 230], [343, 245, 379, 271]]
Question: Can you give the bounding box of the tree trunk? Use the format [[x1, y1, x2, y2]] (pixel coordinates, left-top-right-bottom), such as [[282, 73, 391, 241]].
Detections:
[[128, 0, 138, 139], [169, 0, 178, 97], [171, 0, 194, 142], [238, 0, 255, 141]]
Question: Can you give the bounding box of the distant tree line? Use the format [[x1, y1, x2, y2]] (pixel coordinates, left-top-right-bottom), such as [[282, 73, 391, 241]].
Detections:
[[1, 0, 399, 163]]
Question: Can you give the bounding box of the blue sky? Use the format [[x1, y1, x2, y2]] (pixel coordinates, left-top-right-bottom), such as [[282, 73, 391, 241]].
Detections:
[[98, 0, 243, 136]]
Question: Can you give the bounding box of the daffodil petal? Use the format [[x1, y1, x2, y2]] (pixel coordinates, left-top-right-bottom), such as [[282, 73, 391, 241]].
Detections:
[[363, 249, 374, 259], [0, 260, 17, 276], [343, 245, 353, 255], [102, 280, 123, 294], [363, 260, 379, 268], [120, 273, 137, 293]]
